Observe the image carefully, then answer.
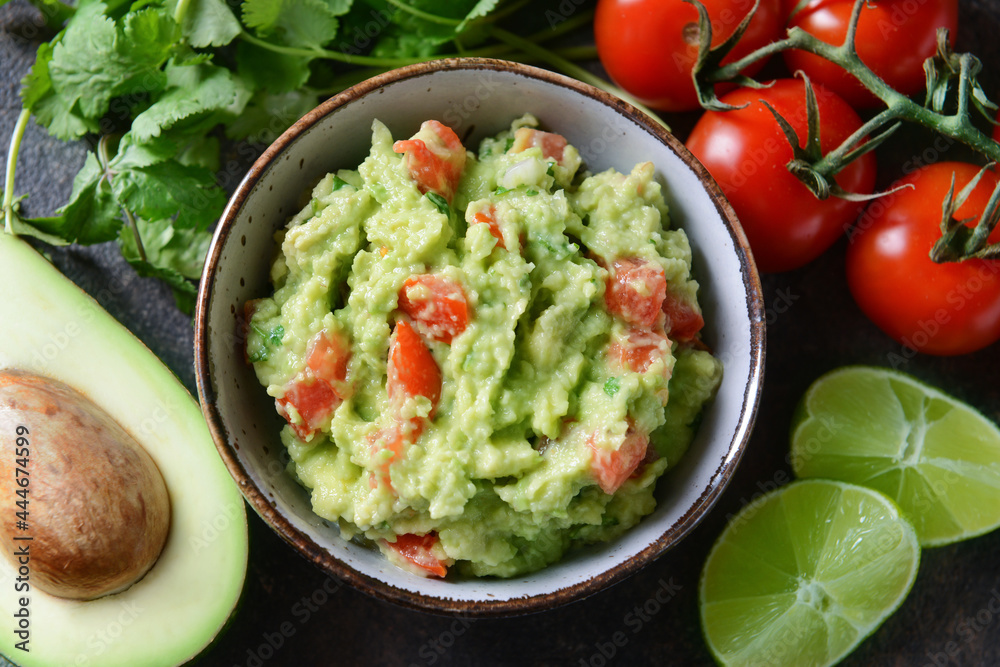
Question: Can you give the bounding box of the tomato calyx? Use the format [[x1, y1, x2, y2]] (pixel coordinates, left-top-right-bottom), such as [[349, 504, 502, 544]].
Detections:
[[929, 164, 1000, 263]]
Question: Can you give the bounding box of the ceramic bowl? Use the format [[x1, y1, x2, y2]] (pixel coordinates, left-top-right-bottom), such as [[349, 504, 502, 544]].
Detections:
[[194, 58, 765, 615]]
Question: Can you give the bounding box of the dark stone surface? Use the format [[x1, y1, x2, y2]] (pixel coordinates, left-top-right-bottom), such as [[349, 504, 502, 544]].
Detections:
[[3, 1, 1000, 665]]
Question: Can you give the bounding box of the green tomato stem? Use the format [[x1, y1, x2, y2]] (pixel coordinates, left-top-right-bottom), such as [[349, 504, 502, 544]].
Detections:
[[706, 16, 1000, 174], [3, 109, 30, 236]]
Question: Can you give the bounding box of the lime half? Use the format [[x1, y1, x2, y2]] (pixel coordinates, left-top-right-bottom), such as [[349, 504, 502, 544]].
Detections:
[[791, 365, 1000, 546], [700, 479, 919, 667]]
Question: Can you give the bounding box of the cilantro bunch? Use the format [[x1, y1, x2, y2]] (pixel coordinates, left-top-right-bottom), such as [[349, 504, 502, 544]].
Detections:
[[2, 0, 603, 311]]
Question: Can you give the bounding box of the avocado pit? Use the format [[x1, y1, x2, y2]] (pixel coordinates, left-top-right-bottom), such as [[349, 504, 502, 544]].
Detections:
[[0, 369, 171, 601]]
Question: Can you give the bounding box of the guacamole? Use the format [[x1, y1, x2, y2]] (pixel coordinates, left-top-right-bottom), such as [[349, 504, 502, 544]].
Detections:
[[245, 115, 722, 578]]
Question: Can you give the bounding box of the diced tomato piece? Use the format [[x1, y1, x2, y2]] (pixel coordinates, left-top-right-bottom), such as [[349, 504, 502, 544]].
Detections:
[[398, 275, 470, 344], [630, 444, 661, 479], [382, 532, 449, 578], [663, 290, 705, 342], [307, 330, 350, 384], [609, 326, 669, 374], [587, 427, 649, 495], [275, 330, 352, 440], [367, 418, 423, 489], [511, 127, 568, 165], [387, 320, 442, 412], [604, 257, 667, 328], [276, 378, 340, 441], [392, 120, 467, 203], [472, 205, 506, 250]]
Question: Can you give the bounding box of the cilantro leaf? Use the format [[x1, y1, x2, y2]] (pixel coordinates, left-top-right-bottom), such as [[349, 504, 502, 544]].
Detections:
[[457, 0, 499, 32], [110, 158, 227, 231], [118, 216, 212, 280], [20, 41, 54, 110], [122, 9, 181, 68], [47, 3, 170, 121], [131, 61, 245, 142], [425, 192, 451, 216], [236, 41, 311, 94], [242, 0, 346, 50], [122, 255, 199, 313], [604, 377, 620, 397], [0, 191, 71, 246], [226, 88, 319, 143], [164, 0, 242, 48], [110, 132, 181, 170], [20, 153, 123, 245], [177, 135, 221, 172], [21, 43, 98, 140], [118, 219, 212, 314]]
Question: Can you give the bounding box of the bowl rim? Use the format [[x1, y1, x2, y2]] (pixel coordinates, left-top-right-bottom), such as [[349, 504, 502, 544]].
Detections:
[[194, 56, 765, 617]]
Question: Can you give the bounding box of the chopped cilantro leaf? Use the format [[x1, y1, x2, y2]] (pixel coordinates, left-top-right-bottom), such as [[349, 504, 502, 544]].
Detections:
[[604, 377, 620, 397], [425, 192, 451, 216]]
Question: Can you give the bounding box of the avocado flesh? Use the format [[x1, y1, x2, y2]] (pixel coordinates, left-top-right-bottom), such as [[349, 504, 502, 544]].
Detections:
[[0, 232, 248, 666]]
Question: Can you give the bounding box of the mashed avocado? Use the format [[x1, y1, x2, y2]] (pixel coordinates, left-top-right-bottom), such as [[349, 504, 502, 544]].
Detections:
[[246, 114, 722, 577]]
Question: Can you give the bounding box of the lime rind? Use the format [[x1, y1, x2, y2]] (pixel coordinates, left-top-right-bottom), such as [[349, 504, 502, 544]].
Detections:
[[699, 479, 920, 667], [791, 365, 1000, 546]]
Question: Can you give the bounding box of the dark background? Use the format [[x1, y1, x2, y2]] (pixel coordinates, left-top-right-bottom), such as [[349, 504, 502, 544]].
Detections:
[[3, 0, 1000, 665]]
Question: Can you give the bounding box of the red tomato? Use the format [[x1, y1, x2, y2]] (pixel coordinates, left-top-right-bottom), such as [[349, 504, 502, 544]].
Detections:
[[276, 378, 339, 441], [392, 120, 467, 203], [387, 320, 442, 411], [398, 274, 470, 344], [846, 162, 1000, 356], [610, 327, 670, 375], [685, 78, 877, 273], [663, 290, 705, 342], [594, 0, 784, 112], [587, 427, 650, 494], [783, 0, 957, 109], [275, 330, 351, 440], [382, 533, 449, 578], [471, 206, 507, 250], [511, 127, 568, 164], [367, 418, 424, 489], [604, 257, 667, 327]]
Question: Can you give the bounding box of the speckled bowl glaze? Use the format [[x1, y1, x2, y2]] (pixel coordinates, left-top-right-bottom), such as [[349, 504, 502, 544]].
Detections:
[[194, 58, 765, 616]]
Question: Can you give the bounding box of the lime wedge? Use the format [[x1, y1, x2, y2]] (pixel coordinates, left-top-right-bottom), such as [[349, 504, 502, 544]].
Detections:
[[791, 365, 1000, 546], [700, 479, 920, 667]]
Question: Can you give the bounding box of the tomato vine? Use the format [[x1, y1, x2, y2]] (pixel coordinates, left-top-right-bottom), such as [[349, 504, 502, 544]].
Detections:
[[689, 0, 1000, 263]]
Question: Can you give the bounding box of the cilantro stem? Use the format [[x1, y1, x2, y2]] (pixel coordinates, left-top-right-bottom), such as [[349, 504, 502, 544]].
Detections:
[[3, 109, 30, 236], [480, 0, 533, 24], [238, 31, 419, 68], [311, 44, 599, 97], [172, 0, 193, 25], [96, 135, 146, 262], [384, 0, 459, 26], [383, 0, 534, 28], [488, 27, 670, 129], [122, 208, 147, 262], [239, 9, 598, 73]]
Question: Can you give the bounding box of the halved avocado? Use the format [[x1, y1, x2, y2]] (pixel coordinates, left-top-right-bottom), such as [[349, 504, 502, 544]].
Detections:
[[0, 231, 248, 666]]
